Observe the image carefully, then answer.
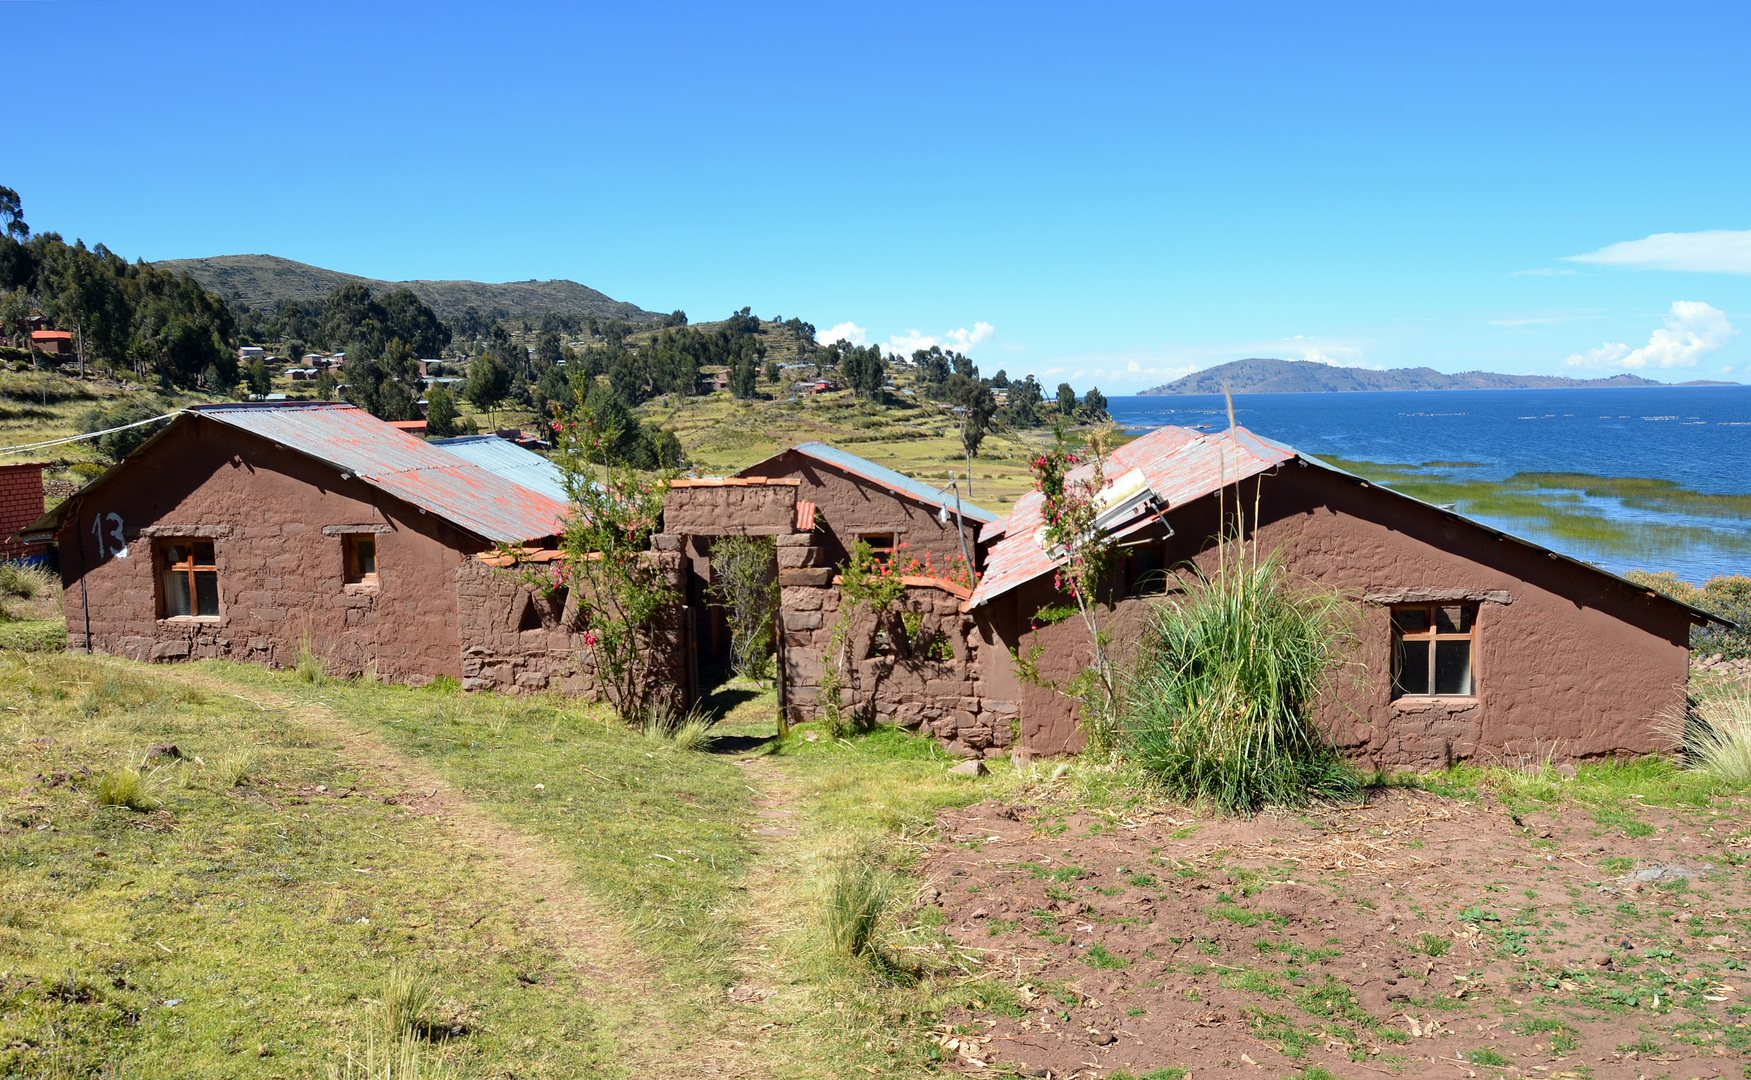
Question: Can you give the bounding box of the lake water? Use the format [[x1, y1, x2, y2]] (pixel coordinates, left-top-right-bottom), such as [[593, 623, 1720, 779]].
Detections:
[[1106, 386, 1751, 583]]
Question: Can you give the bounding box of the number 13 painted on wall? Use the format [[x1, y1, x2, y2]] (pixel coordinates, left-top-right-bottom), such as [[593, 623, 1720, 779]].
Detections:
[[90, 513, 127, 559]]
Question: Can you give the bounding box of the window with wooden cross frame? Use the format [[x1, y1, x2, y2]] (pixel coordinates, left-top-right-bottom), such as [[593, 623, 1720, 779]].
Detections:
[[1391, 603, 1476, 697]]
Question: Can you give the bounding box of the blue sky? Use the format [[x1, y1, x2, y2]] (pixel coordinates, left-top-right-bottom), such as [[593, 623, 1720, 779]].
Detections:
[[7, 1, 1750, 392]]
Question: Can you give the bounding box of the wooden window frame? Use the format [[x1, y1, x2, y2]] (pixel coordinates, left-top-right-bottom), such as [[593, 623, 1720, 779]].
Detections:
[[1391, 603, 1477, 699], [159, 538, 219, 619], [343, 534, 379, 588]]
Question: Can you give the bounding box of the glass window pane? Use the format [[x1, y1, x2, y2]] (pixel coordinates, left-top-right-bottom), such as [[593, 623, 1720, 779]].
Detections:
[[1435, 640, 1473, 695], [165, 543, 189, 566], [355, 538, 376, 576], [191, 541, 215, 566], [1393, 607, 1429, 633], [164, 570, 191, 617], [1435, 605, 1473, 634], [1393, 639, 1430, 696], [194, 571, 219, 616]]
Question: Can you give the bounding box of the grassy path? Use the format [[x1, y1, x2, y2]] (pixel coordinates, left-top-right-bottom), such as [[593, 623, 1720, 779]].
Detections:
[[155, 667, 682, 1069]]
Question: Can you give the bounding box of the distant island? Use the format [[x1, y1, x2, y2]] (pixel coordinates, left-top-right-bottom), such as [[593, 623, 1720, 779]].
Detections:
[[153, 254, 660, 323], [1140, 358, 1741, 396]]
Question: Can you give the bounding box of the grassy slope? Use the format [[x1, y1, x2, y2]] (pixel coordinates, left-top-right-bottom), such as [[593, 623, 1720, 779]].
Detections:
[[0, 655, 637, 1077]]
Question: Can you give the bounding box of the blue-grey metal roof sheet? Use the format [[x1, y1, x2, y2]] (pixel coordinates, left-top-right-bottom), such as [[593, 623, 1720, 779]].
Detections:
[[190, 403, 567, 543], [764, 441, 996, 523], [430, 435, 569, 504]]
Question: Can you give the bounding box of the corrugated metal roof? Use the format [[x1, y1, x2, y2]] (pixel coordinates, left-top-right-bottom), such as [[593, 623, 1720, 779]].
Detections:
[[430, 435, 569, 505], [963, 423, 1727, 629], [796, 500, 817, 531], [192, 403, 567, 543], [744, 441, 997, 523], [967, 425, 1290, 609]]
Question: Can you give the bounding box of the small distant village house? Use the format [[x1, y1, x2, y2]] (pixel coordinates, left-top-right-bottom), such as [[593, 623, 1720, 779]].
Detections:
[[29, 330, 72, 357], [238, 346, 265, 361], [698, 369, 730, 394]]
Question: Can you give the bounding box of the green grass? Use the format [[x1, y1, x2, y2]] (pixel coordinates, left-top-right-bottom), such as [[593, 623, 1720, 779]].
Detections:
[[203, 660, 754, 980], [0, 652, 632, 1077]]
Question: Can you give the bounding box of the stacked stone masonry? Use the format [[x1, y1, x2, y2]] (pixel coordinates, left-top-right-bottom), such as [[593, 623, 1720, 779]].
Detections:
[[776, 533, 1017, 759]]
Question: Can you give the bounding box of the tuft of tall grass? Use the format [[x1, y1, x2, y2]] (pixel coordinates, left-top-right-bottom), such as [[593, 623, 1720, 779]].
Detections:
[[820, 843, 897, 959], [0, 561, 54, 601], [327, 1029, 456, 1080], [1674, 685, 1751, 785], [93, 767, 161, 811], [296, 624, 328, 684], [213, 749, 256, 788], [375, 964, 435, 1038], [1122, 549, 1361, 814], [641, 706, 718, 752]]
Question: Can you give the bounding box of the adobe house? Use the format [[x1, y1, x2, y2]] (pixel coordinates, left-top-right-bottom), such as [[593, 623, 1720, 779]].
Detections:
[[735, 441, 993, 573], [960, 425, 1724, 768], [24, 402, 686, 704]]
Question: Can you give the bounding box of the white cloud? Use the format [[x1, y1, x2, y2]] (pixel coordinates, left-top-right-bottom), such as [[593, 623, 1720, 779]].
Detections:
[[1566, 230, 1751, 274], [818, 321, 867, 347], [1127, 361, 1141, 372], [1563, 301, 1738, 370], [885, 321, 995, 356]]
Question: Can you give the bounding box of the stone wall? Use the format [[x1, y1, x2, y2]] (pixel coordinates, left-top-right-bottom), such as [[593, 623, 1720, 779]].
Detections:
[[454, 545, 689, 716], [776, 532, 1018, 758]]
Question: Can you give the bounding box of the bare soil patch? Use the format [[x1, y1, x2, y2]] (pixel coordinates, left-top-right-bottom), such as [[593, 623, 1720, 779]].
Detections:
[[923, 788, 1751, 1079]]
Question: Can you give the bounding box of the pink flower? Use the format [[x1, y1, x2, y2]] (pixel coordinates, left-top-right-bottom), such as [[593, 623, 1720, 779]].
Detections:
[[584, 631, 599, 647]]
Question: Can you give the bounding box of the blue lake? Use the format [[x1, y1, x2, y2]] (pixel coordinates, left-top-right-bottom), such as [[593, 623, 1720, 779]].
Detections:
[[1105, 386, 1751, 582]]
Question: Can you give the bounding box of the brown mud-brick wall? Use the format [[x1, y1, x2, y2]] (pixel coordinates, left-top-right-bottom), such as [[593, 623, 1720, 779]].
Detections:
[[0, 463, 47, 561], [663, 477, 799, 536], [455, 546, 689, 715], [777, 532, 1017, 759]]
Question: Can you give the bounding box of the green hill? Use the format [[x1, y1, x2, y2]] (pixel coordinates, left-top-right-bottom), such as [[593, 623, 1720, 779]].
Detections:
[[153, 254, 660, 323], [1141, 357, 1739, 395]]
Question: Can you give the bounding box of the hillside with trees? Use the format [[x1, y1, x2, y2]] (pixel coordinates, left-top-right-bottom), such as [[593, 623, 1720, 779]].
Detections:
[[1, 186, 238, 391], [154, 254, 660, 325]]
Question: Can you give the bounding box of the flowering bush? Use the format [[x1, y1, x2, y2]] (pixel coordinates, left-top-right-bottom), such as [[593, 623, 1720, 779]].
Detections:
[[499, 392, 680, 724], [861, 541, 979, 591], [1024, 424, 1122, 751]]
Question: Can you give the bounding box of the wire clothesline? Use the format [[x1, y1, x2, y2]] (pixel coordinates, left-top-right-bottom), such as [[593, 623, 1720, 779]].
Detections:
[[0, 408, 186, 458]]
